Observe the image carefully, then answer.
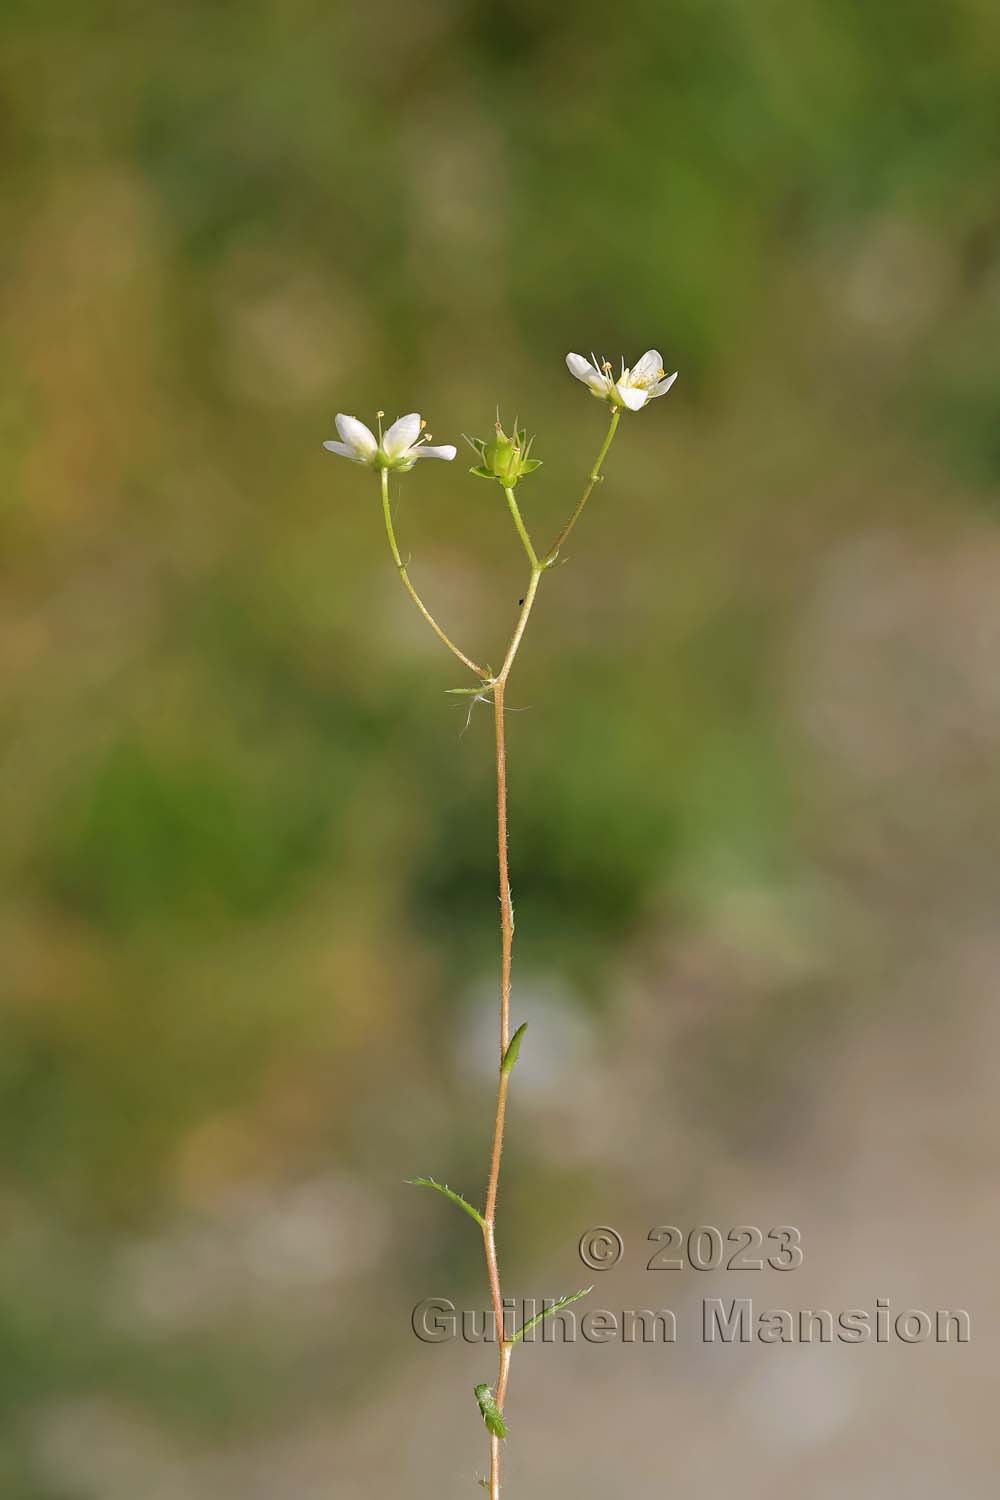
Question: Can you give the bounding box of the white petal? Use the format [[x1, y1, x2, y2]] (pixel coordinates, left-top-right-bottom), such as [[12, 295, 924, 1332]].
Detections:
[[616, 383, 648, 410], [382, 413, 422, 458], [566, 352, 597, 384], [567, 354, 614, 396], [323, 440, 355, 458], [335, 414, 378, 460], [412, 444, 457, 461], [630, 349, 663, 382], [651, 371, 678, 397]]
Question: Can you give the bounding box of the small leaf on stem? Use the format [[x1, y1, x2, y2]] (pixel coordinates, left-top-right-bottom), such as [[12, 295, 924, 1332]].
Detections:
[[474, 1383, 508, 1439], [501, 1021, 528, 1076], [406, 1177, 485, 1229], [511, 1287, 593, 1343]]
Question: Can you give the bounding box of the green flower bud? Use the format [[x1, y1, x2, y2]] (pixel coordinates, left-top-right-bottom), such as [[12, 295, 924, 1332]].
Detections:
[[466, 422, 543, 488]]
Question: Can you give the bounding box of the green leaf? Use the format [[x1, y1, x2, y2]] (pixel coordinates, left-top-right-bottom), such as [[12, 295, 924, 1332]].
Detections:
[[520, 458, 542, 473], [474, 1383, 508, 1439], [469, 465, 499, 480], [407, 1176, 485, 1229], [501, 1021, 527, 1076], [511, 1287, 593, 1343]]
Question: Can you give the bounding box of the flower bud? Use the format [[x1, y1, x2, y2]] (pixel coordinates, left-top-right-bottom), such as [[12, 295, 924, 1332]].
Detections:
[[467, 422, 543, 488]]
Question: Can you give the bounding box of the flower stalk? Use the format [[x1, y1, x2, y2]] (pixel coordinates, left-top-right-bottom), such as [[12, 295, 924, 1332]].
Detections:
[[379, 464, 487, 679], [541, 405, 620, 566]]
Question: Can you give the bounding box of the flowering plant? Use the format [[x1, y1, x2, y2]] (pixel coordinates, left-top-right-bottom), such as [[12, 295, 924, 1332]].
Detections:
[[326, 348, 677, 1498]]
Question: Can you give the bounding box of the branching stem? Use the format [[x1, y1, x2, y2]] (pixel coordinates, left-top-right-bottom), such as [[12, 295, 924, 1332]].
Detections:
[[482, 412, 620, 1499], [382, 411, 622, 1499]]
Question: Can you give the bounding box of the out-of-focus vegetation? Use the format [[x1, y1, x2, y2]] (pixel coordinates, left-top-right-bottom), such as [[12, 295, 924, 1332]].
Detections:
[[1, 2, 999, 1496]]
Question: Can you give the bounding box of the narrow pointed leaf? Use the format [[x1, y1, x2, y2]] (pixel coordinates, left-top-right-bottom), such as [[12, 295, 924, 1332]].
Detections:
[[407, 1177, 485, 1229], [501, 1021, 528, 1076], [511, 1286, 593, 1343]]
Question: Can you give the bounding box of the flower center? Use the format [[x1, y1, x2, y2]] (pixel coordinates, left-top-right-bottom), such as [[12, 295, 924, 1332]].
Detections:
[[629, 366, 666, 391]]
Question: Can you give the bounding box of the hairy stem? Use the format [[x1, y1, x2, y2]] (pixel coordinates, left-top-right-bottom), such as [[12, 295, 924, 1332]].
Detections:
[[479, 414, 625, 1496], [383, 416, 620, 1497], [380, 466, 487, 678], [498, 567, 542, 683], [483, 673, 515, 1500]]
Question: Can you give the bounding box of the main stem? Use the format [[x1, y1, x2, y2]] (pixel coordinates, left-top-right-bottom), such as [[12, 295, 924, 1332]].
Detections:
[[484, 674, 514, 1500], [482, 625, 538, 1499], [479, 411, 622, 1500], [481, 579, 541, 1500], [376, 414, 622, 1498]]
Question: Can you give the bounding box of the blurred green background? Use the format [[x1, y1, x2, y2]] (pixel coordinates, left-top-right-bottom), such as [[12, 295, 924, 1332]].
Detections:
[[2, 1, 999, 1495]]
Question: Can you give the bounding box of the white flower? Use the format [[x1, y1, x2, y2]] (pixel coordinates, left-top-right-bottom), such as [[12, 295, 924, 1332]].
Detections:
[[323, 412, 457, 471], [565, 350, 678, 411]]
